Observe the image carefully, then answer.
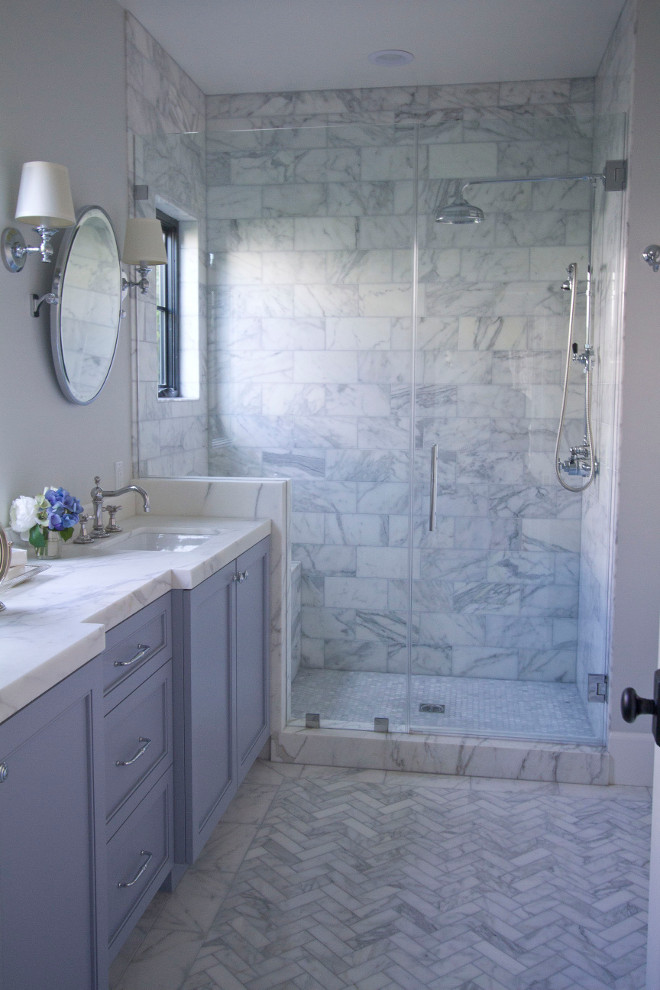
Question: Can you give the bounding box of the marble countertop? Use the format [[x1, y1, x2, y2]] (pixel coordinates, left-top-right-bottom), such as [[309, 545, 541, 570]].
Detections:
[[0, 514, 270, 725]]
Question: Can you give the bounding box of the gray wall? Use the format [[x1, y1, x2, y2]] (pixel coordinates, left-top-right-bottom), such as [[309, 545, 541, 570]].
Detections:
[[0, 0, 130, 515]]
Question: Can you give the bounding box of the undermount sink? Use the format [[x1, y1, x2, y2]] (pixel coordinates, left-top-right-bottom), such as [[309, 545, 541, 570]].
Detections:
[[100, 531, 212, 554], [62, 527, 216, 556]]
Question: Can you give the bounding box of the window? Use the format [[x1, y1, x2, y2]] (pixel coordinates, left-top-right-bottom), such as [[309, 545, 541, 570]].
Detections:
[[156, 210, 179, 398]]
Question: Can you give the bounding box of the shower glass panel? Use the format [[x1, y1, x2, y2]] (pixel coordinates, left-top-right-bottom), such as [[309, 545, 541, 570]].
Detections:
[[206, 122, 416, 733], [196, 106, 621, 746], [410, 114, 595, 741]]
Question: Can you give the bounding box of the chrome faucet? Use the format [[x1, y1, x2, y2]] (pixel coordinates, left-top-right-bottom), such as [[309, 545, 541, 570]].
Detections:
[[90, 476, 150, 537]]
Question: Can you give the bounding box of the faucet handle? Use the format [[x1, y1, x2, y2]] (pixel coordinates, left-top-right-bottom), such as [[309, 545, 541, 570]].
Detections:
[[104, 505, 123, 533], [73, 514, 94, 545]]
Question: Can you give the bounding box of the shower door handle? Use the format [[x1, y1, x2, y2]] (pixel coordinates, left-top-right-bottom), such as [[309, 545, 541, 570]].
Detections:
[[429, 443, 438, 531]]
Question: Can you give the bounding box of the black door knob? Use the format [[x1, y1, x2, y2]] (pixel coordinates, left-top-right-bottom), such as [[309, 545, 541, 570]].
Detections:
[[621, 686, 657, 723], [621, 670, 660, 746]]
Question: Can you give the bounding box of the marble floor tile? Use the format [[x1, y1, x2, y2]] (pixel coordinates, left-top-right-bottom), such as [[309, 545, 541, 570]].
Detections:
[[111, 760, 651, 990]]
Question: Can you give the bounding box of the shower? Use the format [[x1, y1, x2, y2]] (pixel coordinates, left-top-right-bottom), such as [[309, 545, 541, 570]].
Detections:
[[176, 110, 628, 754], [434, 169, 621, 495], [434, 170, 609, 225]]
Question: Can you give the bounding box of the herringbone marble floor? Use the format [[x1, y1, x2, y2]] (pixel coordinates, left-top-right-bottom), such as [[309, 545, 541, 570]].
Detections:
[[110, 762, 651, 990]]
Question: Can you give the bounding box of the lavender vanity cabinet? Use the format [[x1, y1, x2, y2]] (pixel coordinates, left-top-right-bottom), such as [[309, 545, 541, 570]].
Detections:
[[235, 538, 270, 785], [172, 536, 270, 865], [0, 660, 107, 990], [102, 595, 174, 961]]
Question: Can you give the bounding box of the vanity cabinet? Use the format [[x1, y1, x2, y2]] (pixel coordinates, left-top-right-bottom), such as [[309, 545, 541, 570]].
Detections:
[[101, 595, 174, 960], [0, 660, 107, 990], [172, 537, 270, 864], [0, 530, 270, 988]]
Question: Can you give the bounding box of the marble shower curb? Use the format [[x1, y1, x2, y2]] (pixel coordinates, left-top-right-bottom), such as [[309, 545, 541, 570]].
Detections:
[[270, 726, 610, 784]]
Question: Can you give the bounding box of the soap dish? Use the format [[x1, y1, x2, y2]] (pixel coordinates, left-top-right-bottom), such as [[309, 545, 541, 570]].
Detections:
[[0, 563, 50, 611]]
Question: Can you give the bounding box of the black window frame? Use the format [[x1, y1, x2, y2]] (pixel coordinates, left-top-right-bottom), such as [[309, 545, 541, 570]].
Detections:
[[156, 209, 180, 398]]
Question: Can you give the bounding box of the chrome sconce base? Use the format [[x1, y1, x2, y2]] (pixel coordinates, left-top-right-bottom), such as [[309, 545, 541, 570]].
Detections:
[[122, 264, 153, 295], [1, 224, 59, 272]]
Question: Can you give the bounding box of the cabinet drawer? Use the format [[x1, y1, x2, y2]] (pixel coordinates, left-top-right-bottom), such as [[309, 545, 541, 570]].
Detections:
[[105, 662, 172, 828], [103, 596, 171, 702], [107, 769, 173, 951]]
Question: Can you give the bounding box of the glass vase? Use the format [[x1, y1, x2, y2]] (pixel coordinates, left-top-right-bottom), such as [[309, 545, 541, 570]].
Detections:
[[34, 530, 61, 560]]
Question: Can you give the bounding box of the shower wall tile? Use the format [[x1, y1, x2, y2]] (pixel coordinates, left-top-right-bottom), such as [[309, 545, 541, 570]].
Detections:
[[290, 512, 325, 544], [127, 14, 208, 480], [355, 546, 409, 579], [452, 647, 518, 679], [428, 142, 498, 178], [325, 576, 389, 609], [324, 512, 389, 547], [518, 648, 575, 681], [499, 79, 572, 106]]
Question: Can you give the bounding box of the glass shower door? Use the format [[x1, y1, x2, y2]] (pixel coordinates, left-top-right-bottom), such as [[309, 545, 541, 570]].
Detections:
[[408, 111, 597, 742], [202, 119, 417, 733]]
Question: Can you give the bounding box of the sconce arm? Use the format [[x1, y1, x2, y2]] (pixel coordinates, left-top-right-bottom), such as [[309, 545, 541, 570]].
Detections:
[[2, 225, 59, 272], [122, 265, 153, 295]]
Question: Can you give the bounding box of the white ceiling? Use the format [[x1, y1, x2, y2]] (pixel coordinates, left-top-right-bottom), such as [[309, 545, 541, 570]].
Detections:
[[117, 0, 627, 97]]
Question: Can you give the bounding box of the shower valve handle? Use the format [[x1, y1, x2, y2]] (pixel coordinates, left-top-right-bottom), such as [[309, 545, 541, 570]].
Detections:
[[621, 671, 660, 747]]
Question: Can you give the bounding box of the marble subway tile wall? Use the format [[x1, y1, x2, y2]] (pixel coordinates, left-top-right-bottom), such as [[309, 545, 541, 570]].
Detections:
[[206, 79, 601, 692], [126, 13, 209, 479]]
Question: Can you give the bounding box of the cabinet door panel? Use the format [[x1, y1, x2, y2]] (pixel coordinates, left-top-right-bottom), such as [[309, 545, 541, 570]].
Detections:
[[0, 664, 104, 990], [107, 769, 173, 953], [174, 560, 235, 862], [236, 539, 270, 783], [105, 661, 172, 830]]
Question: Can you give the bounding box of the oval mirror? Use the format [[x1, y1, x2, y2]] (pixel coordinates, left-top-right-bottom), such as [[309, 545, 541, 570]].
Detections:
[[50, 205, 122, 404]]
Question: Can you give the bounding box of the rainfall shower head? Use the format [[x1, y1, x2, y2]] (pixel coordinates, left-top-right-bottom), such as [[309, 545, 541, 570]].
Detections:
[[434, 196, 485, 224], [434, 168, 613, 226]]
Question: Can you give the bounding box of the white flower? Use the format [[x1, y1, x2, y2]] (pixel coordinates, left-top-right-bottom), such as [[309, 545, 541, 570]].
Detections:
[[9, 495, 40, 539]]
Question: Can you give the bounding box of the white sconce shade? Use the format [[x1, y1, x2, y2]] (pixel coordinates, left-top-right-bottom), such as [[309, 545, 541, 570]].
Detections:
[[121, 218, 167, 266], [14, 161, 75, 228]]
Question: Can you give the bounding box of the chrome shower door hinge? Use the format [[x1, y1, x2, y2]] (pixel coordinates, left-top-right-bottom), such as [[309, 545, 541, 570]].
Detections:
[[604, 160, 627, 192], [588, 674, 609, 703]]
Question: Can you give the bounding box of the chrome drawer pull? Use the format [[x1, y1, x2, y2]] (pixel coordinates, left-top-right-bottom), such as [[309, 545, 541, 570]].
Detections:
[[115, 737, 152, 767], [118, 850, 153, 888], [114, 644, 150, 668], [0, 762, 8, 782]]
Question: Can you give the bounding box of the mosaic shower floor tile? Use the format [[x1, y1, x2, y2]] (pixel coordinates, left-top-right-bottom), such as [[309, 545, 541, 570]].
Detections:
[[290, 668, 600, 743]]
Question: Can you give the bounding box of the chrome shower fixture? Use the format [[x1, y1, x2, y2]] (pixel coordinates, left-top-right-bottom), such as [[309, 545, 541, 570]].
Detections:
[[554, 262, 597, 493], [434, 169, 610, 225], [434, 196, 484, 224]]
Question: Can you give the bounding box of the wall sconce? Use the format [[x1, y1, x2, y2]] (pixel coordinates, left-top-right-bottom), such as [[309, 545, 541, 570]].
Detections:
[[1, 161, 75, 272], [121, 218, 167, 294]]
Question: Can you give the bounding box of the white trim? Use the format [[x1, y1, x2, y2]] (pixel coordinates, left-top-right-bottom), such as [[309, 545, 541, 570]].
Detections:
[[609, 729, 654, 786]]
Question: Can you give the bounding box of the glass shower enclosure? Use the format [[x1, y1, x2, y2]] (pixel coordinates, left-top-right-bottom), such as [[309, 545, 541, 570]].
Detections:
[[139, 103, 624, 748]]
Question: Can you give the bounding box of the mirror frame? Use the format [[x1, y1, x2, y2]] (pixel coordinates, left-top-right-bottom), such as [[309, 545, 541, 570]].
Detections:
[[50, 205, 122, 405]]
